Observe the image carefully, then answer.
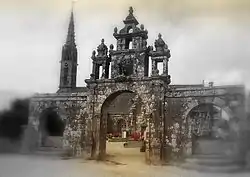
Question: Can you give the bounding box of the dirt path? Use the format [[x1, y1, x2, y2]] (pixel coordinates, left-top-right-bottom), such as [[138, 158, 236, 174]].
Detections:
[[106, 142, 145, 165], [87, 142, 184, 177]]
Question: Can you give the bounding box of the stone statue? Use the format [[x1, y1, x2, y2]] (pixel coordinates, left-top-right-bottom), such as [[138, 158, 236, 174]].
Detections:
[[154, 33, 166, 52], [97, 39, 108, 57]]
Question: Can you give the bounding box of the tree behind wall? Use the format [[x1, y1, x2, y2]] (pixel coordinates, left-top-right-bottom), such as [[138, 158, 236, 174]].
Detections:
[[0, 98, 29, 140]]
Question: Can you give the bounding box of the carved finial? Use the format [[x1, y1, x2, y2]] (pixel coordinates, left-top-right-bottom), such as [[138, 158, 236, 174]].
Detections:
[[155, 33, 166, 52], [148, 46, 154, 51], [97, 39, 108, 57], [110, 44, 114, 50], [140, 24, 144, 30], [158, 33, 162, 39], [92, 50, 96, 57], [129, 6, 133, 14], [124, 6, 138, 25], [90, 73, 95, 80], [114, 27, 118, 34]]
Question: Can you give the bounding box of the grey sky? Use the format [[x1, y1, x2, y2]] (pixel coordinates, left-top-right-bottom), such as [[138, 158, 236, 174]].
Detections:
[[0, 0, 249, 94]]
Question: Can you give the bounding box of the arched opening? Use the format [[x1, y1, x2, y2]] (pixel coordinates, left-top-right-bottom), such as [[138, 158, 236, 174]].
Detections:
[[99, 90, 144, 162], [157, 62, 163, 75], [127, 26, 133, 34], [148, 56, 152, 76], [125, 38, 133, 49], [129, 41, 133, 49], [39, 108, 65, 148], [117, 119, 125, 136], [186, 103, 233, 156]]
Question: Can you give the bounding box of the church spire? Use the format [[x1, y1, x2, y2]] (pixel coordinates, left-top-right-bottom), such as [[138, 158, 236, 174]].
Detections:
[[58, 7, 78, 92], [66, 10, 75, 46]]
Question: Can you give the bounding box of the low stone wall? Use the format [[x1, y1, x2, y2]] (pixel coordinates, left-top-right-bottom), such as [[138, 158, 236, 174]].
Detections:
[[0, 138, 22, 153], [20, 125, 39, 153]]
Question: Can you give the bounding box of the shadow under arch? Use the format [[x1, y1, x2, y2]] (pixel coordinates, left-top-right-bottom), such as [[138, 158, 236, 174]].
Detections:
[[99, 90, 142, 159], [183, 103, 234, 156], [183, 97, 234, 121], [38, 107, 66, 147]]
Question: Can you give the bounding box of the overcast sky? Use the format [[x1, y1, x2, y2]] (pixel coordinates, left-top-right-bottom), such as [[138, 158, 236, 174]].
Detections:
[[0, 0, 249, 94]]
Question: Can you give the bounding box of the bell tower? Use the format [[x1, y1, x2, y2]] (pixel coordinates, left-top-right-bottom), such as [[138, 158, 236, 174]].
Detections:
[[148, 33, 171, 83], [110, 7, 149, 80], [86, 7, 171, 85], [58, 10, 78, 92]]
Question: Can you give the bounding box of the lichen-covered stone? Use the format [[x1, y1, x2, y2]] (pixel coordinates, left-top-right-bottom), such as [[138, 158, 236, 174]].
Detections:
[[23, 7, 247, 165]]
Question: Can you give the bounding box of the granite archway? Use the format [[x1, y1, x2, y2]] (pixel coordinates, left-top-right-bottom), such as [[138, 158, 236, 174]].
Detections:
[[99, 90, 143, 159], [183, 102, 233, 156], [38, 107, 66, 148]]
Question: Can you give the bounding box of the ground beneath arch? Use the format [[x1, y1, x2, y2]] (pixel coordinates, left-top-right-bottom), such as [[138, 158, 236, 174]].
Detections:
[[0, 142, 250, 177]]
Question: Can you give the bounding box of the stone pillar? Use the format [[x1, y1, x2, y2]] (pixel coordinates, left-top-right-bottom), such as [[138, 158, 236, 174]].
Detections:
[[117, 39, 121, 50], [84, 118, 92, 155], [98, 113, 106, 160], [101, 63, 106, 79], [20, 124, 39, 154], [183, 116, 193, 157], [95, 64, 100, 79], [163, 58, 168, 76], [144, 113, 151, 163], [92, 62, 96, 77], [151, 60, 158, 76], [90, 113, 98, 159], [133, 57, 137, 76], [111, 61, 115, 79]]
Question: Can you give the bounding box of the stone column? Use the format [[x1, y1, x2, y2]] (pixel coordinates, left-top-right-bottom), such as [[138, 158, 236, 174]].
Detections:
[[151, 60, 157, 76], [92, 62, 96, 77], [133, 57, 137, 76], [144, 113, 151, 164], [91, 113, 100, 159], [101, 63, 106, 79], [98, 113, 107, 160], [111, 61, 115, 79], [163, 58, 168, 76]]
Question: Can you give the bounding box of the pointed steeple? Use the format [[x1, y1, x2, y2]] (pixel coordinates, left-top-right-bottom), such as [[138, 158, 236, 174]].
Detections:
[[58, 8, 78, 91], [66, 10, 76, 46]]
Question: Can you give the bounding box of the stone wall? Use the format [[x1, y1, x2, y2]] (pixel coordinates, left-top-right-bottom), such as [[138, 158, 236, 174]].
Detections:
[[85, 78, 166, 161], [23, 83, 247, 164], [22, 92, 89, 156], [163, 85, 246, 161]]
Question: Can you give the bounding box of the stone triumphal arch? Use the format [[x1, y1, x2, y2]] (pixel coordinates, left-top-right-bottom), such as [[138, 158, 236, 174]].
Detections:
[[22, 7, 247, 165]]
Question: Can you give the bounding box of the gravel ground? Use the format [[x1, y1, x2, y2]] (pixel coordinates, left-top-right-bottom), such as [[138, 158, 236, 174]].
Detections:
[[0, 142, 249, 177]]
